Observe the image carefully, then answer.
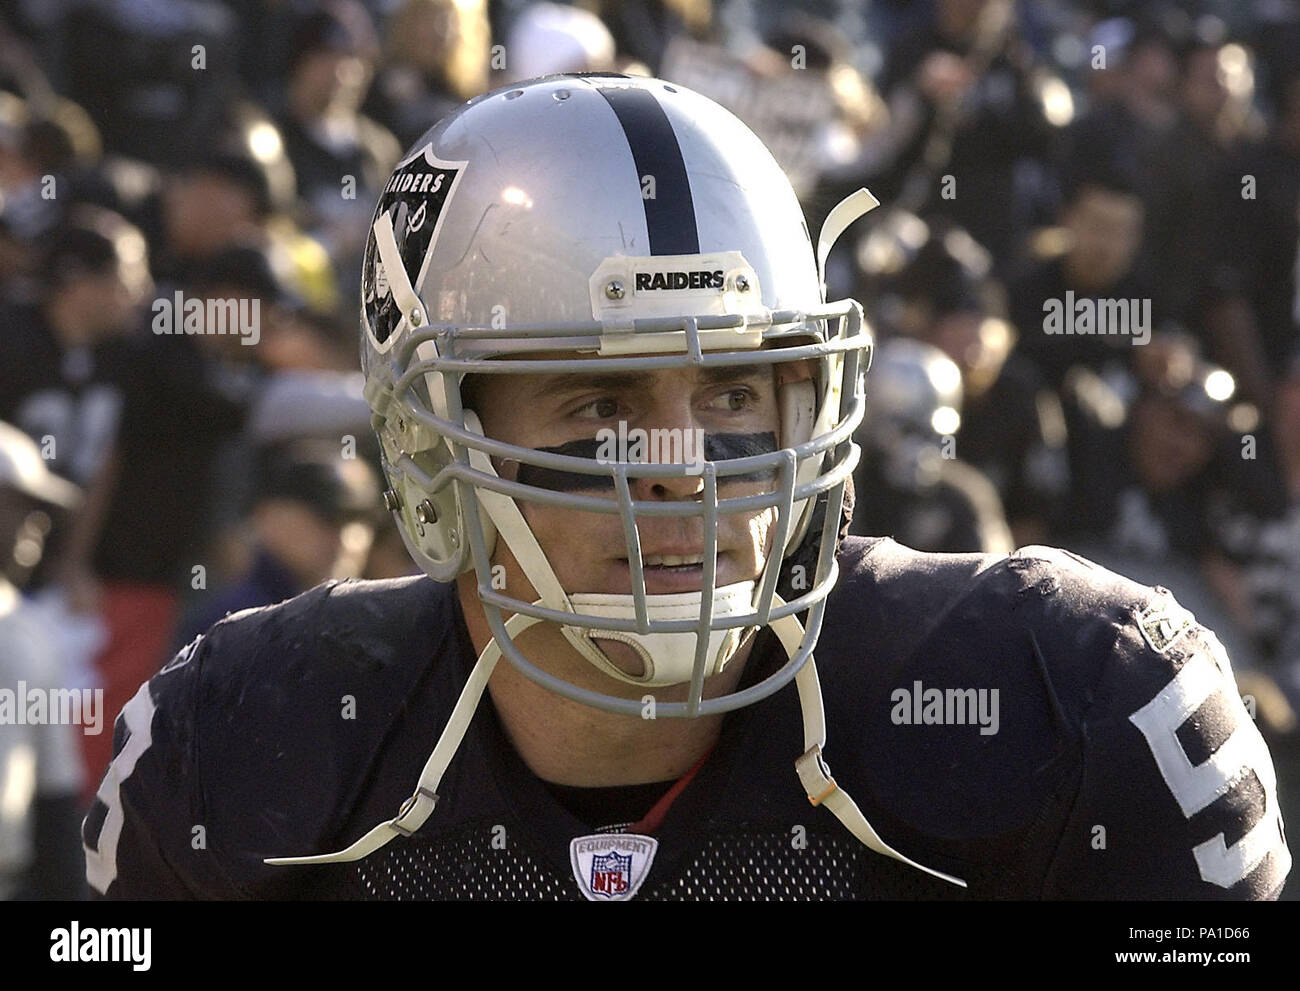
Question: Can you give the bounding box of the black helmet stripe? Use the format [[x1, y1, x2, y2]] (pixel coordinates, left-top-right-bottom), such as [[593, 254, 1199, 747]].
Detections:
[[596, 85, 699, 255]]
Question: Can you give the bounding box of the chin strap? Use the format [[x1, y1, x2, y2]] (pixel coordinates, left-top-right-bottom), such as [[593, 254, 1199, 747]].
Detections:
[[772, 613, 967, 888], [817, 187, 879, 290], [264, 610, 534, 866], [564, 583, 754, 686], [267, 601, 964, 887]]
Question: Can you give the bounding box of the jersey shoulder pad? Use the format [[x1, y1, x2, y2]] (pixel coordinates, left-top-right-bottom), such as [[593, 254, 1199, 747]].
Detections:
[[85, 575, 458, 898], [821, 541, 1291, 898], [1037, 556, 1292, 898], [989, 546, 1291, 897]]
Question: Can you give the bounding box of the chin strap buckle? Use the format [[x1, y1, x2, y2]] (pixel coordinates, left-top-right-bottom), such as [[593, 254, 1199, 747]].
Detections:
[[390, 787, 439, 838], [791, 736, 967, 888], [795, 744, 838, 806]]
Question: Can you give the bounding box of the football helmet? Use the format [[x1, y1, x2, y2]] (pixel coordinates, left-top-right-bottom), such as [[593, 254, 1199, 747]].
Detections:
[[271, 74, 962, 886], [861, 337, 964, 491]]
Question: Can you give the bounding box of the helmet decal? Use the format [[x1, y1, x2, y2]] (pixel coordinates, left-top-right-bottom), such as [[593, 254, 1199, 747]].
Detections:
[[596, 84, 698, 254], [362, 142, 466, 348]]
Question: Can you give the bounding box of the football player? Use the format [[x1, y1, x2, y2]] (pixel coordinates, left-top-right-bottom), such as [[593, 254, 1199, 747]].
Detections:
[[85, 75, 1290, 900]]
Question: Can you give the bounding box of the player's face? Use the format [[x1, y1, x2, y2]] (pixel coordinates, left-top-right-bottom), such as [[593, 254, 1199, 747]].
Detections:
[[469, 358, 784, 599]]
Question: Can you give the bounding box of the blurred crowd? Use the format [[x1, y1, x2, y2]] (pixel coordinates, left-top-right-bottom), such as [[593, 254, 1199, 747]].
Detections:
[[0, 0, 1298, 898]]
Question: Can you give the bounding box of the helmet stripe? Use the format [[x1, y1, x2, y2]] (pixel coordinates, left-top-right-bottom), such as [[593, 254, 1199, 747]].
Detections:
[[595, 85, 699, 255]]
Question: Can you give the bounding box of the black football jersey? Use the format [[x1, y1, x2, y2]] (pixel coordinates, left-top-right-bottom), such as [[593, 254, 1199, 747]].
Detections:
[[82, 537, 1292, 899]]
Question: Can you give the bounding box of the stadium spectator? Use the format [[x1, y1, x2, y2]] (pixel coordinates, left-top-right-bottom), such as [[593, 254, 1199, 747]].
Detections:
[[1058, 338, 1286, 602], [1201, 62, 1300, 409], [0, 421, 86, 900], [862, 216, 1069, 544], [866, 0, 1064, 270], [1009, 167, 1156, 391], [59, 0, 240, 168], [172, 441, 379, 649], [1143, 29, 1264, 336], [1064, 17, 1179, 239], [277, 2, 400, 292], [0, 209, 149, 488], [365, 0, 492, 150]]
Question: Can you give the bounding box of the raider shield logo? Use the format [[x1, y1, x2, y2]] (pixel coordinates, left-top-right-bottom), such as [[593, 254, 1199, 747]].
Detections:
[[363, 142, 466, 348]]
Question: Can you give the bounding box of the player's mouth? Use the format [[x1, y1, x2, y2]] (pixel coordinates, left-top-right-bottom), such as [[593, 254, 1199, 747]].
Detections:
[[616, 551, 731, 593], [643, 553, 706, 569]]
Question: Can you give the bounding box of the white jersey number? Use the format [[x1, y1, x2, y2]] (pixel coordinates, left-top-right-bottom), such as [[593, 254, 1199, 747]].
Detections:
[[1129, 642, 1290, 888]]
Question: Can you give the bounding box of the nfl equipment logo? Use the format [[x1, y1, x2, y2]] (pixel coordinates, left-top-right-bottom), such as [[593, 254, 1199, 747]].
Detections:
[[569, 834, 658, 901], [590, 852, 633, 897]]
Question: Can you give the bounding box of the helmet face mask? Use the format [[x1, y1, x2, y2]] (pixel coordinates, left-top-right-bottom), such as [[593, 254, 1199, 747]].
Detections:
[[361, 74, 875, 718]]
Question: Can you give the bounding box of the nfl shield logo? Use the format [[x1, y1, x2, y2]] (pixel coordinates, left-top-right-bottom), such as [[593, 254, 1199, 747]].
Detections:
[[590, 851, 633, 897], [569, 834, 658, 902]]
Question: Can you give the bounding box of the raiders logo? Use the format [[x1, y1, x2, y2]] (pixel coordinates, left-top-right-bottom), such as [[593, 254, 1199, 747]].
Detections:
[[634, 270, 724, 291], [363, 143, 466, 348]]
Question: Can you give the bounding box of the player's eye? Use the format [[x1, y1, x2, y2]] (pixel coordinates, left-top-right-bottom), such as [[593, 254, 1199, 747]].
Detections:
[[572, 397, 622, 420], [707, 388, 759, 413]]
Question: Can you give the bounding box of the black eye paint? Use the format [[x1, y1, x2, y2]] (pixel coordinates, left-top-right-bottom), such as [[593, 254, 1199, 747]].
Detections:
[[511, 432, 779, 492]]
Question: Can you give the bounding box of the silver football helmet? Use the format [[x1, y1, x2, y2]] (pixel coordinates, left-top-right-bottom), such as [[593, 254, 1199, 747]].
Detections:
[[861, 337, 964, 491], [271, 74, 962, 887], [359, 73, 873, 717]]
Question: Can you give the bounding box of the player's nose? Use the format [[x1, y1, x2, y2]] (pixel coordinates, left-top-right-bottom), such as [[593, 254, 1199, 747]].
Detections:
[[631, 410, 709, 500], [631, 469, 706, 502]]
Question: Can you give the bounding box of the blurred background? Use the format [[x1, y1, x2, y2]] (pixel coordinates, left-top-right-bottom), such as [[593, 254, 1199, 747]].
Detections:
[[0, 0, 1297, 899]]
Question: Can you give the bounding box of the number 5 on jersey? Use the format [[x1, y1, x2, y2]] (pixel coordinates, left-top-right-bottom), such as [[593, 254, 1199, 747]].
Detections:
[[1130, 637, 1290, 888]]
